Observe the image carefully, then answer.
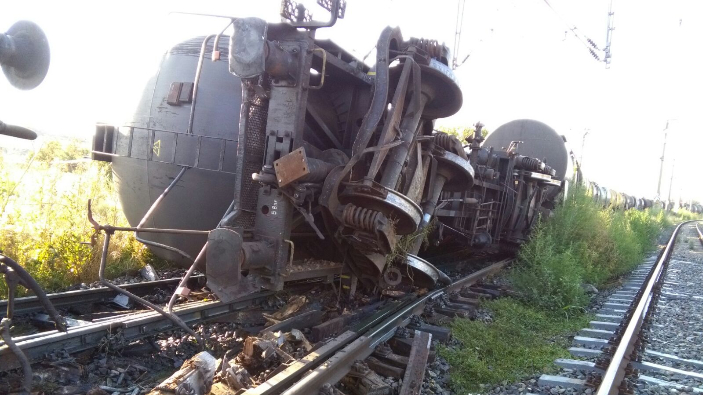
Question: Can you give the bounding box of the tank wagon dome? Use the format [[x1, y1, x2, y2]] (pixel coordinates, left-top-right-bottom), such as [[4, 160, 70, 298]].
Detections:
[[484, 119, 569, 181]]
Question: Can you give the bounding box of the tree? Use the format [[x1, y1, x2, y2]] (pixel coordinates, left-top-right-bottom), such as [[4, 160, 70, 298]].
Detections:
[[436, 126, 489, 143], [35, 140, 62, 166], [61, 140, 89, 173], [34, 139, 89, 173]]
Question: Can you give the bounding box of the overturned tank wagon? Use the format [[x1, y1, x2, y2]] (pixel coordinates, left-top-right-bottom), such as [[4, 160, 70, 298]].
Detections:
[[92, 0, 568, 301]]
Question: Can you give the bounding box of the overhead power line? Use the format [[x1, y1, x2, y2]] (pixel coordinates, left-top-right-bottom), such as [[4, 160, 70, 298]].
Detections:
[[541, 0, 612, 67], [452, 0, 467, 69], [451, 0, 496, 70]]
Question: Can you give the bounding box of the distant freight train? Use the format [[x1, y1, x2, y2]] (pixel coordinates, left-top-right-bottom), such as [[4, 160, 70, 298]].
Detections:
[[579, 170, 701, 213], [88, 0, 672, 301]]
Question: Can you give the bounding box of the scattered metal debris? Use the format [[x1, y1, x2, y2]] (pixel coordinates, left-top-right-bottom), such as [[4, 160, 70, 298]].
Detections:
[[140, 265, 159, 282], [149, 351, 218, 395]]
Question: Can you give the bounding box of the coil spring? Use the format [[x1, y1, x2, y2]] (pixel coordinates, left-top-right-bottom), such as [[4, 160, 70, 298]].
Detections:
[[434, 132, 454, 152], [519, 157, 543, 171], [342, 204, 382, 232], [411, 38, 442, 60], [543, 164, 556, 177]]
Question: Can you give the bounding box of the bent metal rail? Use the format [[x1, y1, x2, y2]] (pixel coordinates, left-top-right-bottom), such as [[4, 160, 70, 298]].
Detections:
[[0, 259, 509, 380], [242, 259, 511, 395], [594, 221, 696, 395]]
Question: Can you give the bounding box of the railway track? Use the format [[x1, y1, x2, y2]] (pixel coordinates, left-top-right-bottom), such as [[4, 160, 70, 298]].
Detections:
[[539, 221, 702, 395], [264, 260, 508, 395], [149, 259, 511, 395], [0, 257, 511, 393], [0, 275, 333, 370], [6, 221, 695, 395], [0, 291, 273, 371], [0, 275, 205, 318], [4, 221, 694, 394]]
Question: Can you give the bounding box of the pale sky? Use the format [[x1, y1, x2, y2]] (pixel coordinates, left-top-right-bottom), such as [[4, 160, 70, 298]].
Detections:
[[1, 0, 701, 202]]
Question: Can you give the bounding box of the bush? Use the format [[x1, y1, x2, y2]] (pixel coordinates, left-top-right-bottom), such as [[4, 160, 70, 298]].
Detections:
[[510, 186, 668, 312], [0, 139, 163, 297], [673, 209, 700, 221], [442, 186, 688, 392], [35, 139, 90, 173], [511, 234, 587, 313]]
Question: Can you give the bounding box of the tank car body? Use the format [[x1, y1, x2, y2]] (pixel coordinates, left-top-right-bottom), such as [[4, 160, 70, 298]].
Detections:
[[589, 182, 601, 203], [643, 199, 654, 209], [610, 190, 623, 210], [600, 187, 611, 207], [92, 2, 570, 300], [429, 119, 566, 252], [95, 37, 243, 266], [580, 174, 653, 212]]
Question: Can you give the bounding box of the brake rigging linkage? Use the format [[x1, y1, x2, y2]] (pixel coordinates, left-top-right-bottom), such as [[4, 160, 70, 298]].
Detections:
[[85, 159, 247, 347], [87, 189, 205, 346]]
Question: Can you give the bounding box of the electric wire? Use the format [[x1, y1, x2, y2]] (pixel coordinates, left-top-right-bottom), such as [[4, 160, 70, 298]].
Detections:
[[541, 0, 605, 62], [452, 0, 496, 69], [452, 0, 467, 69]]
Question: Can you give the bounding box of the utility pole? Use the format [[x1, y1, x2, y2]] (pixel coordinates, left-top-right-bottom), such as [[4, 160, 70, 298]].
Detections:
[[580, 129, 590, 168], [603, 0, 615, 68], [667, 159, 675, 203], [656, 120, 674, 199]]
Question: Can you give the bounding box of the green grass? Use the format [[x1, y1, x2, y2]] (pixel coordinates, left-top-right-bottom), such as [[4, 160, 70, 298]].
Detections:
[[442, 185, 694, 393], [511, 186, 668, 312], [440, 298, 591, 392], [1, 140, 165, 297], [673, 209, 701, 222]]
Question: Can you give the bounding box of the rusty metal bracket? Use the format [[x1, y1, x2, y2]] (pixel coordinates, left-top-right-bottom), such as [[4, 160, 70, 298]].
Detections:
[[275, 147, 312, 187]]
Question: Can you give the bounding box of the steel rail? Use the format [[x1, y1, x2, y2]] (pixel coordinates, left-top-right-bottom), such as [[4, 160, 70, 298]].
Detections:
[[0, 255, 66, 331], [696, 223, 703, 247], [0, 291, 273, 372], [0, 275, 204, 318], [595, 221, 694, 395], [0, 257, 507, 383], [0, 273, 333, 372], [249, 258, 512, 395]]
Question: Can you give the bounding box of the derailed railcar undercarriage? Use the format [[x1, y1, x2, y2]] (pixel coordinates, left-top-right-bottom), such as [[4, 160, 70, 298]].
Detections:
[[92, 0, 565, 301]]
